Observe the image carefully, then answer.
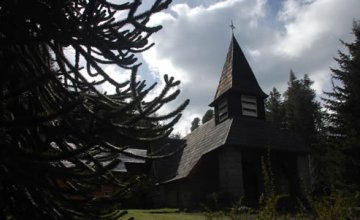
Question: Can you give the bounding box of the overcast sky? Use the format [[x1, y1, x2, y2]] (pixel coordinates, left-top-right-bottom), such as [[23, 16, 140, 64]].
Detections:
[[110, 0, 360, 136]]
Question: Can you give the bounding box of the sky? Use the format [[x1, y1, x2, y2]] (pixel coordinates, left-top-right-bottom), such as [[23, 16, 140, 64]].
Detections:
[[106, 0, 360, 137]]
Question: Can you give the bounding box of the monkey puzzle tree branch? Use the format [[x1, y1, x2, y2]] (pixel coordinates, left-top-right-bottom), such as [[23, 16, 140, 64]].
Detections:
[[1, 1, 189, 219]]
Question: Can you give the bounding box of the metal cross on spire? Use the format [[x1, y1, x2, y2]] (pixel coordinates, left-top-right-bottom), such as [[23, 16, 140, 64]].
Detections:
[[230, 20, 235, 34]]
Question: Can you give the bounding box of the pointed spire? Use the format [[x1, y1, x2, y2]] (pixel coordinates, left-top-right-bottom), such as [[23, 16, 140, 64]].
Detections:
[[212, 35, 267, 104]]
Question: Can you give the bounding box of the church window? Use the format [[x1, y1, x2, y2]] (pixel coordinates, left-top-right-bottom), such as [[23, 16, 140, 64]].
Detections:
[[218, 99, 228, 122], [241, 95, 257, 117]]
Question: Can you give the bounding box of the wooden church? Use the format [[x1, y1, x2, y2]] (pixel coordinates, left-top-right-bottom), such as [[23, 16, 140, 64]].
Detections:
[[151, 35, 311, 208]]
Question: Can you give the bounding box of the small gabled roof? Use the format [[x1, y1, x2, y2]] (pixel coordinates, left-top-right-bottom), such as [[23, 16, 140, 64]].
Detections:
[[157, 117, 308, 184], [61, 148, 147, 173], [105, 148, 147, 173], [212, 35, 267, 104]]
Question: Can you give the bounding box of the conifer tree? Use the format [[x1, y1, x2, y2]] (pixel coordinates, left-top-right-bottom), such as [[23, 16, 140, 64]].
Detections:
[[265, 87, 285, 129], [202, 109, 214, 124], [283, 71, 325, 193], [283, 71, 322, 145], [323, 21, 360, 189], [190, 117, 200, 132], [0, 0, 188, 219]]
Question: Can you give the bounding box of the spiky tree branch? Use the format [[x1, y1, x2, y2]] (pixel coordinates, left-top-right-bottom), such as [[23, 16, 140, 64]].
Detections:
[[0, 0, 188, 219]]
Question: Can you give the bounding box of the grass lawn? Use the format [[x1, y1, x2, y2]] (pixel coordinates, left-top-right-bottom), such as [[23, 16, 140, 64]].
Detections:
[[125, 209, 208, 220], [124, 209, 260, 220], [124, 209, 303, 220]]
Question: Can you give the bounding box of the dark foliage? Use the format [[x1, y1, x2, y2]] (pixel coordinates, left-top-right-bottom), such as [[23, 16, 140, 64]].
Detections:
[[202, 109, 214, 124], [265, 87, 285, 129], [323, 21, 360, 190], [282, 71, 326, 194], [190, 117, 200, 132], [283, 71, 322, 145], [0, 0, 189, 219]]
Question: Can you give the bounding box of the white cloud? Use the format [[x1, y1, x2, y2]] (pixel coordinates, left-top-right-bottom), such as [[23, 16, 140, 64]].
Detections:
[[276, 0, 357, 58], [140, 0, 360, 136], [277, 0, 315, 23]]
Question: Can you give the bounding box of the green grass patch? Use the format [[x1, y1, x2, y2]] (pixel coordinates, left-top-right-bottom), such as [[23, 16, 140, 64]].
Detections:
[[125, 209, 206, 220], [124, 209, 313, 220]]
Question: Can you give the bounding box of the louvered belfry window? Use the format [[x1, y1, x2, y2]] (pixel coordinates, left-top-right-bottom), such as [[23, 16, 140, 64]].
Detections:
[[241, 95, 257, 117], [218, 98, 228, 122]]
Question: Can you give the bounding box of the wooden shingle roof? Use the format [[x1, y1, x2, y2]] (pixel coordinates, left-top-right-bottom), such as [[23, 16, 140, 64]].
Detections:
[[213, 35, 267, 104], [156, 117, 308, 184], [163, 119, 232, 183]]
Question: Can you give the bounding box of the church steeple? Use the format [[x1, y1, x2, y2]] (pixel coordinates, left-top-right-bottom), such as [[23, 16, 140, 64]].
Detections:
[[210, 35, 268, 123]]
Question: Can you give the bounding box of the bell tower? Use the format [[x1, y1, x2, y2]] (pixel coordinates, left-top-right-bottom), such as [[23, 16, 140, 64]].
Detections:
[[209, 34, 268, 124]]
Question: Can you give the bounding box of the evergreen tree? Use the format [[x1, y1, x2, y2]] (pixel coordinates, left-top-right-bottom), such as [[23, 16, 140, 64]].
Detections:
[[0, 0, 188, 219], [190, 117, 200, 132], [283, 71, 325, 193], [283, 71, 322, 145], [323, 21, 360, 189], [202, 109, 214, 124], [265, 87, 285, 129]]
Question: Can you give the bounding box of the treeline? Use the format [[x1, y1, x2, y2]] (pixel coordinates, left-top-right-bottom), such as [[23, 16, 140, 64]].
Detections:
[[266, 22, 360, 193], [190, 109, 214, 132]]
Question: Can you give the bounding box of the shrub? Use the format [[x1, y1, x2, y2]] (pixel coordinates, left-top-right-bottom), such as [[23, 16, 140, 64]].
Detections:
[[257, 150, 287, 220], [228, 198, 253, 220], [306, 191, 360, 220]]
